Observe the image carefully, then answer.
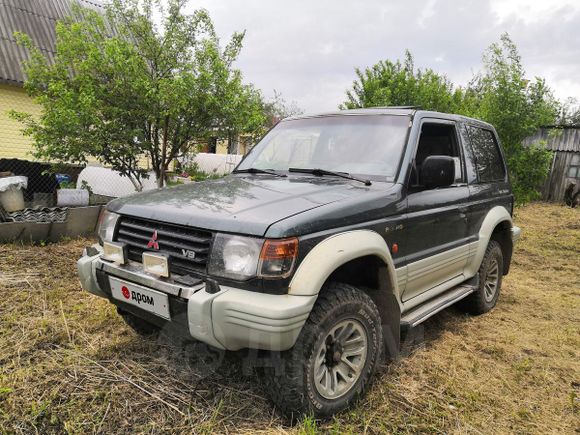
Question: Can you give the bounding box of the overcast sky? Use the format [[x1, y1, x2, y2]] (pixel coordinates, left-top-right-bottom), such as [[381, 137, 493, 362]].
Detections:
[[187, 0, 580, 113]]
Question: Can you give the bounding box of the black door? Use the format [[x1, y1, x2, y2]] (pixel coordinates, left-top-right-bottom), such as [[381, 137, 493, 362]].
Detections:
[[402, 119, 470, 302]]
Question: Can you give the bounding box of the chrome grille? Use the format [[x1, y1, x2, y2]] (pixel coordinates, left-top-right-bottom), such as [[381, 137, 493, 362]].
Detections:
[[115, 216, 213, 275]]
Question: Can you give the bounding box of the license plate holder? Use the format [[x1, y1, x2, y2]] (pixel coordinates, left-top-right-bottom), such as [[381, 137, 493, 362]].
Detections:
[[109, 277, 171, 320]]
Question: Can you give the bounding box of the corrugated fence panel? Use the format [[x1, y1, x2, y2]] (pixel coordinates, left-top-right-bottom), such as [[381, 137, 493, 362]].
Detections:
[[524, 127, 580, 152], [524, 127, 579, 202]]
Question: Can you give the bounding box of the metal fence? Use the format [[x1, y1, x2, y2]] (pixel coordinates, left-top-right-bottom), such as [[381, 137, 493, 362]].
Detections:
[[0, 153, 240, 224]]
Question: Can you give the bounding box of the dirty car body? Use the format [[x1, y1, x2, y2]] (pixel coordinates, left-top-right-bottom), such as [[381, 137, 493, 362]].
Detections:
[[78, 107, 521, 416]]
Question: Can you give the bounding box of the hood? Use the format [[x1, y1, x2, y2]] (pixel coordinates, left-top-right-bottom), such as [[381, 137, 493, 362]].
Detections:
[[108, 175, 391, 236]]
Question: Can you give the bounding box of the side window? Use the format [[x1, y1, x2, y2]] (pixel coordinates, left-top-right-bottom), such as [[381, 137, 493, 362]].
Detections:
[[467, 126, 506, 182], [568, 154, 580, 178], [458, 124, 478, 184], [411, 122, 464, 187]]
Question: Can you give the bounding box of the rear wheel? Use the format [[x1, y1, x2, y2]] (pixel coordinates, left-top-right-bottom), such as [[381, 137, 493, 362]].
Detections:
[[265, 282, 383, 418], [460, 240, 504, 314]]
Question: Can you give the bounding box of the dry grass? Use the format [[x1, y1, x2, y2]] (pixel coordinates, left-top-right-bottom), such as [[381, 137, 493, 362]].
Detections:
[[0, 202, 578, 434]]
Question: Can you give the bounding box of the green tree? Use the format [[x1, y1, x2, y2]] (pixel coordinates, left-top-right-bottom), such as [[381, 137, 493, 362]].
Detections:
[[10, 0, 264, 189], [470, 34, 559, 203], [342, 35, 561, 204], [341, 50, 465, 113]]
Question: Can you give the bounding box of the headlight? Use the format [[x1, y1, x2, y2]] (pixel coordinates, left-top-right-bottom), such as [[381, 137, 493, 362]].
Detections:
[[208, 234, 262, 280], [97, 210, 119, 244], [208, 234, 299, 281]]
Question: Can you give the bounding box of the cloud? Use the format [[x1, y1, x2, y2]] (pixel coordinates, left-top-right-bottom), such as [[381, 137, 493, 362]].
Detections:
[[189, 0, 580, 112]]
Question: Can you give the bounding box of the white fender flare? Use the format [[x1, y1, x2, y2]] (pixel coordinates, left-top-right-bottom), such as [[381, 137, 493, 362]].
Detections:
[[288, 230, 398, 297], [465, 205, 513, 277]]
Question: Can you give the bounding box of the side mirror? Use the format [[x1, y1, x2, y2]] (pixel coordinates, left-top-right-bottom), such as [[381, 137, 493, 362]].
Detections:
[[421, 155, 455, 189]]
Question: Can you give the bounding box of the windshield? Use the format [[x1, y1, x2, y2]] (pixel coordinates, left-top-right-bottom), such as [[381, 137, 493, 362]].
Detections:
[[237, 114, 410, 181]]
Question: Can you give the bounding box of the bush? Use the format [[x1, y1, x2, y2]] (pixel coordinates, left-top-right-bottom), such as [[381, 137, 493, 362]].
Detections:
[[508, 143, 553, 205], [179, 162, 221, 182]]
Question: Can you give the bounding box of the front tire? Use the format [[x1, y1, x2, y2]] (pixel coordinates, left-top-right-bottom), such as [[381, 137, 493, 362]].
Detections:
[[460, 239, 504, 315], [265, 282, 383, 418]]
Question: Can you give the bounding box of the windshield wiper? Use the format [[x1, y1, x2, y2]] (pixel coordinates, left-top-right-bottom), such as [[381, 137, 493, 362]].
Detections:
[[288, 168, 372, 186], [233, 168, 287, 178]]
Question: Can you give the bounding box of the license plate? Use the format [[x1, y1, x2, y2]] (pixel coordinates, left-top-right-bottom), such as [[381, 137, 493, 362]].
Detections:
[[109, 277, 171, 320]]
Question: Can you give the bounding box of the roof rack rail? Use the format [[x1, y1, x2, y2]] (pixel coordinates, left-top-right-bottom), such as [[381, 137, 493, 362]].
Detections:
[[369, 105, 423, 110]]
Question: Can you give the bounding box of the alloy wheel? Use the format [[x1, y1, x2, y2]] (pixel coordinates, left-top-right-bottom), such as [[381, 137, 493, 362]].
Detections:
[[313, 319, 368, 400], [484, 258, 500, 302]]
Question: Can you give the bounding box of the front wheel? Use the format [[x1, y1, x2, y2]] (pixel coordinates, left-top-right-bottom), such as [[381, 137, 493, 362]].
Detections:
[[265, 282, 384, 418]]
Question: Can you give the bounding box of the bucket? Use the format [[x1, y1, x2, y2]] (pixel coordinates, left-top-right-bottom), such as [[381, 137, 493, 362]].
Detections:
[[0, 176, 27, 212], [57, 189, 90, 207]]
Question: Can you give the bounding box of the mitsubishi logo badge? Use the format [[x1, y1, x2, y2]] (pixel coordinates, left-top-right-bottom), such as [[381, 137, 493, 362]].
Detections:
[[147, 230, 159, 250]]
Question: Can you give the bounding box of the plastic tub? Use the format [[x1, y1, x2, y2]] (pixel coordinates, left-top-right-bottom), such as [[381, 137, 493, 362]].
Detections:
[[57, 189, 90, 207], [0, 176, 27, 212]]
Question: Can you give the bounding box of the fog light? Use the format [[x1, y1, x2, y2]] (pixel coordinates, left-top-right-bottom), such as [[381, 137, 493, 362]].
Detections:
[[143, 252, 170, 277], [102, 241, 127, 264]]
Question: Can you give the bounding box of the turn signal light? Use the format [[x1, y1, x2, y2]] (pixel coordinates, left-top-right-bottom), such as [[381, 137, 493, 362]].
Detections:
[[259, 238, 299, 278]]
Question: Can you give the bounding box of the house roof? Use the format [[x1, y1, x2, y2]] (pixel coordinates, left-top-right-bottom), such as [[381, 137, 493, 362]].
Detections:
[[523, 126, 580, 152], [0, 0, 103, 85]]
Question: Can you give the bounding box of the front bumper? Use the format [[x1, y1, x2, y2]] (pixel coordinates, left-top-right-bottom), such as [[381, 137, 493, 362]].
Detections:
[[77, 245, 316, 351]]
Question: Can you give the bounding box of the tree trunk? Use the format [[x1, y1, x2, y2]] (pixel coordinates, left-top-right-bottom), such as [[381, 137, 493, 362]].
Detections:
[[156, 170, 164, 188], [158, 117, 169, 188], [129, 175, 143, 192], [228, 133, 238, 154]]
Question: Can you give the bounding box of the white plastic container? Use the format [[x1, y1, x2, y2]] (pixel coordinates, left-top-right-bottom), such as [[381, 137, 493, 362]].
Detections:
[[57, 189, 90, 207], [0, 176, 27, 212], [76, 166, 158, 197]]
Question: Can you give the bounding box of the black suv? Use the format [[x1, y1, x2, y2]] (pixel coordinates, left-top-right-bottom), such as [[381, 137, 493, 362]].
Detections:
[[78, 107, 521, 417]]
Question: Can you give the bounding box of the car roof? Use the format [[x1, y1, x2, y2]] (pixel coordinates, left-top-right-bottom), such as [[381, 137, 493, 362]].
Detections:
[[284, 107, 494, 130]]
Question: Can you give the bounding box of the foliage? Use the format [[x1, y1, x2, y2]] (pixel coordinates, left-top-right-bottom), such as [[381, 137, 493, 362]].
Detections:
[[342, 34, 561, 204], [80, 180, 93, 195], [10, 0, 264, 189], [262, 90, 304, 126], [179, 161, 221, 181], [558, 97, 580, 126], [468, 34, 557, 204], [469, 35, 558, 151], [57, 181, 76, 189], [341, 50, 465, 113], [508, 142, 553, 204]]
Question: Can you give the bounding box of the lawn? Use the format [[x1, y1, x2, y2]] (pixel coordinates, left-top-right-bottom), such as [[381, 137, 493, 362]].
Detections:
[[0, 202, 578, 434]]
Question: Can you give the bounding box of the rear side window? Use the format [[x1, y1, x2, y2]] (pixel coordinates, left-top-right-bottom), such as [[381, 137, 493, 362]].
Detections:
[[467, 126, 506, 182]]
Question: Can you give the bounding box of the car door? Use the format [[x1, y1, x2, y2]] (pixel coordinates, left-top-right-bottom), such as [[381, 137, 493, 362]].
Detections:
[[459, 123, 513, 274], [402, 119, 470, 302]]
